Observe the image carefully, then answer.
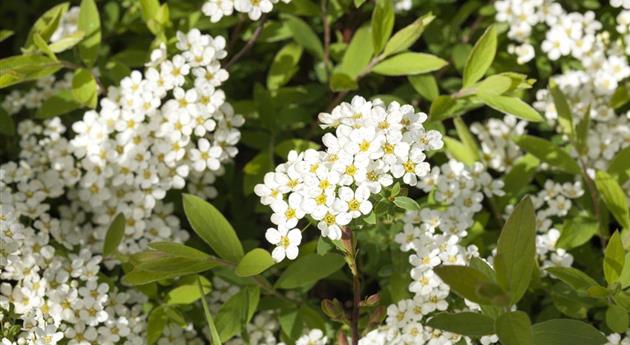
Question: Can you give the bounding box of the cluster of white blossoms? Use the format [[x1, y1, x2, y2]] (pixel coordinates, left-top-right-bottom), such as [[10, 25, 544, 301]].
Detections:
[[0, 26, 243, 344], [534, 71, 630, 179], [202, 0, 290, 22], [69, 28, 242, 254], [470, 115, 528, 172], [358, 160, 504, 345], [606, 330, 630, 345], [255, 96, 444, 262], [495, 0, 630, 95]]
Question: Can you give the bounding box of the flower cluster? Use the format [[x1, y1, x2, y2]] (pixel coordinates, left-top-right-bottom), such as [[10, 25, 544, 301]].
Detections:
[[361, 160, 504, 345], [255, 96, 443, 262], [69, 28, 243, 254], [2, 74, 73, 116], [202, 0, 290, 22], [470, 115, 528, 172], [495, 0, 630, 95]]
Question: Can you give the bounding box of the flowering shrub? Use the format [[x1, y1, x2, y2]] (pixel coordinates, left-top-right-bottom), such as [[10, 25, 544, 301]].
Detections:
[[0, 0, 629, 345]]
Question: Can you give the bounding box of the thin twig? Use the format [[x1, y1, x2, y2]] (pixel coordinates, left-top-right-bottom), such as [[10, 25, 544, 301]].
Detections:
[[224, 14, 268, 70], [342, 227, 361, 345]]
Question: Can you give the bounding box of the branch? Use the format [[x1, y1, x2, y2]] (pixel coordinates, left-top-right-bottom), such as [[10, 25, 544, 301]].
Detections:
[[342, 227, 361, 345], [224, 14, 268, 70], [321, 0, 331, 73]]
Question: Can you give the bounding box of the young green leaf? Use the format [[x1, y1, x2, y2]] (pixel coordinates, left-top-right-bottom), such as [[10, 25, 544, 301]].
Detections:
[[513, 135, 581, 174], [549, 80, 574, 137], [531, 319, 607, 345], [382, 13, 434, 57], [282, 14, 324, 60], [0, 30, 14, 43], [408, 74, 439, 101], [454, 116, 480, 162], [48, 31, 85, 53], [103, 213, 125, 256], [477, 92, 544, 122], [337, 26, 374, 79], [371, 0, 394, 55], [372, 52, 447, 76], [235, 248, 275, 277], [215, 287, 260, 341], [595, 171, 630, 230], [545, 267, 599, 291], [267, 42, 302, 90], [182, 194, 244, 262], [197, 275, 222, 345], [393, 196, 420, 211], [607, 146, 630, 184], [72, 68, 98, 108], [32, 33, 57, 60], [166, 275, 212, 305], [494, 197, 536, 305], [24, 3, 69, 48], [36, 90, 83, 118], [147, 307, 166, 345], [462, 25, 497, 87], [433, 265, 507, 305], [330, 73, 359, 92], [604, 231, 625, 284], [0, 55, 62, 89], [476, 75, 513, 95], [606, 304, 629, 333], [148, 242, 214, 260], [443, 136, 476, 166], [495, 311, 533, 345], [426, 312, 495, 337], [78, 0, 101, 67], [501, 154, 540, 201], [556, 216, 598, 250], [275, 253, 345, 289], [575, 104, 591, 156]]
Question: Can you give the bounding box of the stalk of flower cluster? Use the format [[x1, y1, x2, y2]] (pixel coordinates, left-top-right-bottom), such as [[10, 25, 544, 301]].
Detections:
[[342, 227, 361, 345]]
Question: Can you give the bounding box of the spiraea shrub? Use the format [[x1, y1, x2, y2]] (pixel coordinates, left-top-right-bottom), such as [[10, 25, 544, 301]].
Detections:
[[1, 0, 629, 344]]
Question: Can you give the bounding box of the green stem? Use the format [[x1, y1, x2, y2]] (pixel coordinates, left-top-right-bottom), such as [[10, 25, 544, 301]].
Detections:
[[197, 275, 222, 345]]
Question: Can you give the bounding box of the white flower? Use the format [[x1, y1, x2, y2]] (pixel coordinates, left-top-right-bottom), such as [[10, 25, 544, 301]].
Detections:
[[266, 226, 302, 262]]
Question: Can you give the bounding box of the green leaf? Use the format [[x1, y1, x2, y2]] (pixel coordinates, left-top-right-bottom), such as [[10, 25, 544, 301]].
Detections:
[[139, 0, 160, 23], [267, 42, 302, 90], [182, 194, 244, 262], [0, 30, 14, 43], [494, 197, 536, 305], [72, 68, 98, 108], [462, 25, 497, 87], [148, 242, 214, 260], [372, 52, 447, 76], [330, 73, 359, 92], [337, 26, 373, 79], [619, 252, 630, 288], [433, 265, 507, 305], [48, 31, 85, 53], [454, 116, 480, 162], [383, 13, 434, 57], [531, 319, 607, 345], [215, 287, 260, 341], [476, 75, 513, 95], [610, 83, 630, 109], [0, 107, 16, 136], [393, 196, 420, 211], [147, 307, 166, 345], [545, 267, 599, 291], [549, 80, 573, 137], [25, 3, 69, 47], [354, 0, 366, 7], [371, 0, 394, 55], [477, 92, 544, 122], [167, 276, 212, 305], [596, 171, 630, 230], [276, 253, 345, 289], [36, 90, 83, 118], [197, 275, 222, 345], [606, 304, 629, 333], [443, 136, 476, 166], [496, 311, 533, 345], [0, 55, 62, 89], [282, 14, 324, 60], [103, 213, 125, 256], [557, 216, 598, 250], [608, 146, 630, 184], [426, 312, 495, 337], [513, 135, 581, 174], [575, 104, 591, 156], [604, 231, 625, 284], [235, 248, 275, 277], [137, 257, 219, 274], [32, 33, 57, 60], [78, 0, 101, 67], [408, 74, 438, 101]]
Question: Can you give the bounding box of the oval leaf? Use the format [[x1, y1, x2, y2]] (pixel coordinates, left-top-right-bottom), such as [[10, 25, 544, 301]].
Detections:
[[236, 248, 275, 277]]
